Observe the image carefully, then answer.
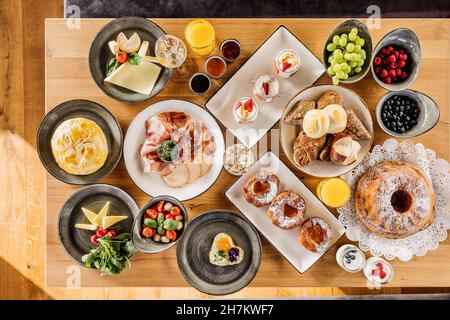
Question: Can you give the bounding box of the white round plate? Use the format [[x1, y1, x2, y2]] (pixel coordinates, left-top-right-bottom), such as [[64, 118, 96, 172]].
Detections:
[[124, 99, 224, 200], [280, 84, 374, 178]]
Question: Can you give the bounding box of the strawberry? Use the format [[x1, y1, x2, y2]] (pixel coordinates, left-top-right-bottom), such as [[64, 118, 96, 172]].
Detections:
[[243, 99, 254, 112], [376, 262, 384, 270], [262, 82, 269, 96], [371, 269, 378, 276], [379, 270, 387, 279], [281, 61, 291, 72]]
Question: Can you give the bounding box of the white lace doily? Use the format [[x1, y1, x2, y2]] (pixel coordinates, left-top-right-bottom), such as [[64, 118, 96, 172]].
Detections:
[[337, 139, 450, 261]]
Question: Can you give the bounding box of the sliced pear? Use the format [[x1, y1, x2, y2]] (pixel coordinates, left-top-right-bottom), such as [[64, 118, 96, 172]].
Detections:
[[75, 223, 98, 231], [81, 207, 98, 225], [162, 164, 189, 188], [108, 40, 119, 55], [117, 32, 141, 53], [93, 201, 110, 226], [102, 216, 127, 229]]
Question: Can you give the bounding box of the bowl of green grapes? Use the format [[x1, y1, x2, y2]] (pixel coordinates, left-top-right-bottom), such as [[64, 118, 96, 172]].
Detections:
[[323, 19, 373, 85]]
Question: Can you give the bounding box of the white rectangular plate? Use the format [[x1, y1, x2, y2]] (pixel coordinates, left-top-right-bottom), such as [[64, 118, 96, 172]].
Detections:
[[225, 152, 346, 273], [206, 26, 324, 148]]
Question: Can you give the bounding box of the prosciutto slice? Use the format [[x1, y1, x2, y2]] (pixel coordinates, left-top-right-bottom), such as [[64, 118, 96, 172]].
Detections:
[[139, 112, 216, 178]]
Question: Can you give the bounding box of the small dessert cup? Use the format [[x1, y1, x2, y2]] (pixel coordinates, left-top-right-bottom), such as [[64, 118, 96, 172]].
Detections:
[[275, 49, 301, 78], [233, 97, 258, 124]]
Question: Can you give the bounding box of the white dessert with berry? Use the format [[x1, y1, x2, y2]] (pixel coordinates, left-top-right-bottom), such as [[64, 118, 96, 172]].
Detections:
[[253, 75, 279, 102], [275, 49, 300, 78], [336, 244, 366, 273], [233, 98, 258, 124], [363, 257, 393, 285]]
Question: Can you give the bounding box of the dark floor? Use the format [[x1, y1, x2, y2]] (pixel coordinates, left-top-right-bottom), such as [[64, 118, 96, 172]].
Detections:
[[64, 0, 450, 18]]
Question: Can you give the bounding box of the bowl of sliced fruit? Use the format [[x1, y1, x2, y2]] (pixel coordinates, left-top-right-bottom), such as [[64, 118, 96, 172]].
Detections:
[[323, 19, 373, 85], [132, 195, 187, 254]]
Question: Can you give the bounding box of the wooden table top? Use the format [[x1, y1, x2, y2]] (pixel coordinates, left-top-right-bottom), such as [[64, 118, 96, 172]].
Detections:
[[45, 18, 449, 288]]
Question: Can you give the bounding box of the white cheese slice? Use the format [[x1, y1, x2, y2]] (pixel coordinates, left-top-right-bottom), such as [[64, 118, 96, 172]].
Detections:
[[75, 223, 98, 231], [93, 201, 110, 227], [104, 61, 161, 95], [102, 216, 128, 229]]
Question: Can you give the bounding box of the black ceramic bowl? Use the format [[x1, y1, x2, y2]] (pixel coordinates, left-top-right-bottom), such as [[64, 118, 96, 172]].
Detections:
[[88, 16, 173, 103], [132, 195, 188, 254], [37, 99, 123, 185]]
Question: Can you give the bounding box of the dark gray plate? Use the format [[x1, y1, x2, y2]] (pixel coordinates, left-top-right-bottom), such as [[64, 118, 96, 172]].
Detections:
[[37, 99, 123, 184], [176, 210, 262, 295], [88, 16, 173, 103], [58, 184, 139, 265]]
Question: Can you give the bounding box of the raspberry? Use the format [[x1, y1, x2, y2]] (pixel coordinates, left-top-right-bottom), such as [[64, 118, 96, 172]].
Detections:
[[389, 69, 396, 78], [380, 69, 388, 78], [401, 71, 408, 79], [393, 50, 400, 58], [397, 60, 406, 68], [399, 53, 408, 61], [373, 57, 381, 65], [396, 68, 402, 76], [386, 46, 394, 54], [388, 55, 396, 63], [390, 62, 397, 69], [375, 67, 382, 75], [384, 76, 392, 84]]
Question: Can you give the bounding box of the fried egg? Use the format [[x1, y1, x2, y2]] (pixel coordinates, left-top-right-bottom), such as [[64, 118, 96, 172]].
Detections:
[[51, 118, 108, 175], [209, 233, 244, 266]]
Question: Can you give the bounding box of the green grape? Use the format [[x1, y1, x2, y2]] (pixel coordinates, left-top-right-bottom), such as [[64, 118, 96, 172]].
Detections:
[[334, 52, 344, 61], [348, 32, 357, 41], [349, 61, 357, 68], [353, 44, 361, 53], [327, 43, 336, 52], [341, 73, 349, 80], [340, 62, 348, 69], [346, 43, 355, 52], [332, 75, 340, 85], [355, 66, 362, 73], [352, 53, 361, 61], [357, 59, 365, 67], [349, 69, 356, 76], [341, 33, 348, 40], [333, 64, 341, 72], [328, 55, 333, 63], [327, 66, 335, 75], [360, 49, 366, 60], [332, 35, 340, 45], [344, 53, 352, 60], [345, 65, 351, 73], [338, 38, 347, 47], [351, 27, 358, 35], [337, 70, 346, 79], [355, 37, 365, 46]]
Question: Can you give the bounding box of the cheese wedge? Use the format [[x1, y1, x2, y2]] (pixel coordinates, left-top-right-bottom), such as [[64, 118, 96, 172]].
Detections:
[[104, 61, 161, 95], [75, 223, 98, 231], [93, 201, 110, 227], [102, 216, 127, 229], [82, 207, 99, 225]]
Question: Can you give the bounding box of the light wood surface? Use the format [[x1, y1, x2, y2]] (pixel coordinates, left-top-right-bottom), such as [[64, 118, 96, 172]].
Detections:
[[45, 18, 449, 288], [0, 0, 448, 299]]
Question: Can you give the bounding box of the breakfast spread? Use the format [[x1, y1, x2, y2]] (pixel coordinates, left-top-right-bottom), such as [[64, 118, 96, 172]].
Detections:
[[223, 144, 255, 176], [209, 233, 244, 266], [233, 98, 258, 124], [363, 257, 393, 285], [141, 199, 184, 243], [104, 32, 162, 95], [275, 49, 300, 78], [139, 111, 216, 188], [325, 27, 367, 85], [380, 95, 420, 134], [299, 217, 334, 253], [253, 75, 279, 102], [286, 90, 371, 168], [373, 45, 410, 85], [355, 161, 435, 239], [51, 118, 108, 175], [243, 169, 279, 207], [336, 244, 366, 273], [268, 191, 306, 230]]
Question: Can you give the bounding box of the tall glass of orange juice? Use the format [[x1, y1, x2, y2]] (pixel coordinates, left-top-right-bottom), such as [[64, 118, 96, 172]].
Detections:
[[184, 19, 215, 56]]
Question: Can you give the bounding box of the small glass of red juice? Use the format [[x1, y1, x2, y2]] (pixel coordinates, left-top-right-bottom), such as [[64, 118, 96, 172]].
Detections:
[[220, 39, 241, 62]]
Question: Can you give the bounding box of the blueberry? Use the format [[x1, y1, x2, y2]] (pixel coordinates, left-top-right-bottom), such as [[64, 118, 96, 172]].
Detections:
[[396, 101, 401, 106], [391, 121, 396, 127], [346, 259, 352, 264]]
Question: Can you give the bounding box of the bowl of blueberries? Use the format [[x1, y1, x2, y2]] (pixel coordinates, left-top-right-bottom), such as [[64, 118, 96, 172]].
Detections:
[[376, 90, 440, 138]]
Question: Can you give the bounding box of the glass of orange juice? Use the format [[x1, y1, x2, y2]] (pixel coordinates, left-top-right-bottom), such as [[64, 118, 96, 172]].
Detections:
[[316, 178, 351, 208], [184, 19, 215, 56]]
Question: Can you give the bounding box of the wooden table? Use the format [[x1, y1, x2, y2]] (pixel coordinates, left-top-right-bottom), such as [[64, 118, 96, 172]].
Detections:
[[45, 18, 449, 288]]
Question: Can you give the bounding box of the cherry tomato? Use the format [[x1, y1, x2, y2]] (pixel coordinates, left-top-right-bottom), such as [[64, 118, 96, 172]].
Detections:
[[145, 208, 158, 219], [116, 52, 128, 63], [165, 230, 177, 241], [107, 230, 117, 238], [165, 213, 174, 220], [142, 227, 155, 238], [90, 234, 99, 245], [156, 200, 165, 212], [96, 228, 108, 238], [170, 206, 181, 216]]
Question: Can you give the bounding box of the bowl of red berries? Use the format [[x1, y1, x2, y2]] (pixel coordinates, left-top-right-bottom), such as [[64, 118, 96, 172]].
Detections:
[[132, 195, 188, 253], [371, 28, 421, 91]]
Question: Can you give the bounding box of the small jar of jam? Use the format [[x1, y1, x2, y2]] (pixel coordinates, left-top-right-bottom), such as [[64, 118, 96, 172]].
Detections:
[[189, 73, 211, 95], [205, 55, 227, 79], [220, 39, 241, 62]]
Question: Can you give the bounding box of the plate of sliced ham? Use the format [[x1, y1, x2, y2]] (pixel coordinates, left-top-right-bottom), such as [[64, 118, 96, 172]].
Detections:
[[124, 100, 224, 200]]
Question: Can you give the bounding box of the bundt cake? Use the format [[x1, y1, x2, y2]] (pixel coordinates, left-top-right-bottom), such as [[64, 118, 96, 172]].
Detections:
[[355, 161, 435, 239]]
